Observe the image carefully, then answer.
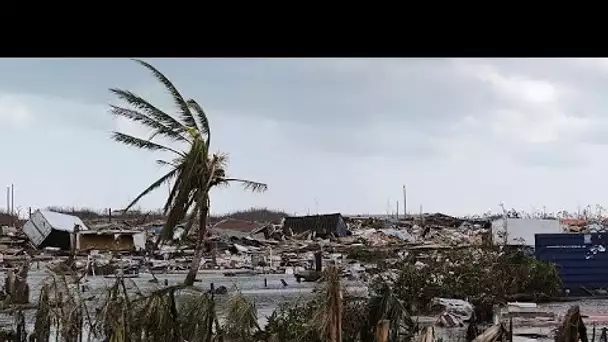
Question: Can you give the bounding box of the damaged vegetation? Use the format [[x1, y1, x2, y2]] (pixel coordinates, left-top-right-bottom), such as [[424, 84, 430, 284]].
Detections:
[[0, 262, 551, 342], [371, 247, 561, 321], [0, 60, 578, 342], [109, 58, 268, 286], [0, 270, 265, 342], [0, 266, 414, 342]]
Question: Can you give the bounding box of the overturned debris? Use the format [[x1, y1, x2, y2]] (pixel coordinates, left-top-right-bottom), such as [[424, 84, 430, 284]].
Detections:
[[5, 260, 30, 305], [472, 324, 508, 342], [556, 305, 588, 342]]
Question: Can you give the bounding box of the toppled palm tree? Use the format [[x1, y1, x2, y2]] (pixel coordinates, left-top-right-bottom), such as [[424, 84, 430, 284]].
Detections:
[[110, 59, 268, 285]]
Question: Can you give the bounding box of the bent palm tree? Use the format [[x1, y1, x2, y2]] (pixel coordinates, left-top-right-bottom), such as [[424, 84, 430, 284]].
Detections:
[[110, 59, 267, 286]]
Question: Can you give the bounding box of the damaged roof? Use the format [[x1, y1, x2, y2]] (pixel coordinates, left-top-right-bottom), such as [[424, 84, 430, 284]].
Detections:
[[283, 213, 347, 236], [209, 218, 261, 232], [38, 210, 89, 232]]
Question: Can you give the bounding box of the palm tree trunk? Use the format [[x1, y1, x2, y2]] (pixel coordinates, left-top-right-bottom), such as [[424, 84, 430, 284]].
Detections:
[[184, 200, 209, 286]]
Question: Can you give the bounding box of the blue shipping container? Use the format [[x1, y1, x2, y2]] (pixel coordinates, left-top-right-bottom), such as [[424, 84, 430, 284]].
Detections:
[[535, 233, 608, 294]]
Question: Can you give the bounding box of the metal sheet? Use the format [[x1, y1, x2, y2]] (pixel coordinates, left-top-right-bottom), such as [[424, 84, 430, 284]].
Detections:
[[493, 218, 561, 246], [536, 233, 608, 294], [23, 210, 90, 248], [22, 210, 51, 246], [133, 232, 146, 251], [38, 210, 88, 232]]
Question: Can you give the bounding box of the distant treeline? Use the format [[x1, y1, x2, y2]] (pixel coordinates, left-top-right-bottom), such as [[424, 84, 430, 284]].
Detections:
[[45, 206, 165, 221], [212, 207, 289, 223], [44, 206, 289, 223]]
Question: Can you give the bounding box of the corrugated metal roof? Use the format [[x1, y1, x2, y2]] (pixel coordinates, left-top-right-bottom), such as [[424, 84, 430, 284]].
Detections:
[[212, 219, 260, 232], [39, 210, 89, 232]]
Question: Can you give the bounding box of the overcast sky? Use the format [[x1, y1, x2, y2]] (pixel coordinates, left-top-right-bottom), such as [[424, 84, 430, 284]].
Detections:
[[2, 58, 608, 217]]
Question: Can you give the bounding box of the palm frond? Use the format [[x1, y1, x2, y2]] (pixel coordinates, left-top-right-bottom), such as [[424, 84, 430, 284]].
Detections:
[[156, 159, 178, 168], [110, 105, 188, 143], [132, 59, 199, 130], [179, 293, 216, 342], [123, 168, 179, 212], [112, 132, 184, 156], [180, 198, 202, 242], [161, 190, 200, 243], [161, 155, 203, 240], [223, 178, 268, 193], [163, 146, 203, 214], [223, 288, 260, 339], [109, 88, 187, 133], [310, 266, 343, 341], [187, 99, 210, 143], [212, 152, 229, 164]]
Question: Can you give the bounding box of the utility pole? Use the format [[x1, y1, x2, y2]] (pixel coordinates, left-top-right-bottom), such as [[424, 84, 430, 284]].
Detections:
[[386, 199, 390, 217], [396, 201, 399, 220], [10, 184, 14, 216], [402, 185, 407, 218], [5, 186, 8, 215]]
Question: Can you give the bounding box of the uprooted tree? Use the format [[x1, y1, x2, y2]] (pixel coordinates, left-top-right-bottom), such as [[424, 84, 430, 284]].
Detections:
[[109, 59, 268, 286]]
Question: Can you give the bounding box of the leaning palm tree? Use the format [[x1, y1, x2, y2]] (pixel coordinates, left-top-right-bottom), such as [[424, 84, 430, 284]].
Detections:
[[109, 59, 267, 286]]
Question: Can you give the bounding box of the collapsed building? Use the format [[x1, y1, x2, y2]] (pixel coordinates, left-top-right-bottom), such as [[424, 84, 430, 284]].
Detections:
[[77, 229, 146, 252], [22, 210, 89, 250], [282, 213, 349, 238], [22, 210, 146, 254], [13, 207, 607, 296]]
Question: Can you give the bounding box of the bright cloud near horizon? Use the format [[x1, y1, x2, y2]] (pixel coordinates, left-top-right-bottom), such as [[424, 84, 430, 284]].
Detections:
[[1, 58, 608, 217]]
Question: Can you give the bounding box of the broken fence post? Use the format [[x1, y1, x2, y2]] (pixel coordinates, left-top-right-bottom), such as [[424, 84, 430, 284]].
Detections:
[[592, 324, 597, 342], [509, 316, 513, 342], [314, 251, 322, 272]]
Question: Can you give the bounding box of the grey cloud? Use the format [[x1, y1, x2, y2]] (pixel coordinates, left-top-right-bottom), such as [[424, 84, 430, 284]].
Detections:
[[516, 147, 583, 168], [7, 58, 608, 216], [277, 121, 443, 159]]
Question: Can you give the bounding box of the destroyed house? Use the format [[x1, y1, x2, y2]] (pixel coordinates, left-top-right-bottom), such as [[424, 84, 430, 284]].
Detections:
[[22, 210, 89, 250], [209, 218, 262, 238], [282, 213, 348, 238], [77, 230, 146, 252]]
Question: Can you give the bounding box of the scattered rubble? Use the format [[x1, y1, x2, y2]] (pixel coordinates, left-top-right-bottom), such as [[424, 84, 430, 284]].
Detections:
[[0, 210, 553, 286], [0, 207, 602, 341]]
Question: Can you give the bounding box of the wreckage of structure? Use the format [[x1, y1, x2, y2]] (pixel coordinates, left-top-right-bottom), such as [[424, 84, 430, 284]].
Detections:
[[0, 208, 607, 295]]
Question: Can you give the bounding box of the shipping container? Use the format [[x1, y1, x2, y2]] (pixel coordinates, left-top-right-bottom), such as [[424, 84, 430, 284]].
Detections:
[[535, 233, 608, 295], [493, 218, 561, 246], [22, 210, 88, 250]]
